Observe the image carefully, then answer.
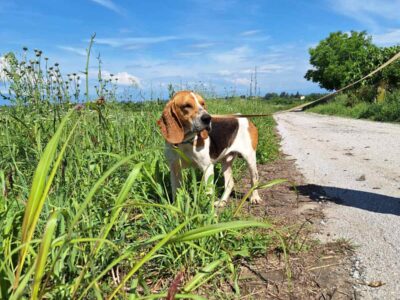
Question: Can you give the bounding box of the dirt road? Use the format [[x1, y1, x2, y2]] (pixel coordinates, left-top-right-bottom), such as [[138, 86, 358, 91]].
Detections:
[[274, 112, 400, 299]]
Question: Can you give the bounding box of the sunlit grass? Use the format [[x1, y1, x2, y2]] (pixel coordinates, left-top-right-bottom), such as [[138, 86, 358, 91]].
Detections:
[[0, 43, 297, 299]]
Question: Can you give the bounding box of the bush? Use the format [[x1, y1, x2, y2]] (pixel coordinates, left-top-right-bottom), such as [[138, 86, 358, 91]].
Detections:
[[359, 90, 400, 122], [309, 89, 400, 122]]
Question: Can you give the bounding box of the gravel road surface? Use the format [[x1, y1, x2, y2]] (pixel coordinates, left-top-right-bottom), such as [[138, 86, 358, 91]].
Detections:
[[274, 112, 400, 299]]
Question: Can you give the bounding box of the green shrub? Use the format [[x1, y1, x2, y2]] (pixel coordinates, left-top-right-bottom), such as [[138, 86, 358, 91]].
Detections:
[[309, 89, 400, 122]]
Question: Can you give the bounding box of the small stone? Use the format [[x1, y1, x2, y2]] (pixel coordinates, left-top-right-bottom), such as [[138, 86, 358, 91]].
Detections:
[[356, 175, 366, 181]]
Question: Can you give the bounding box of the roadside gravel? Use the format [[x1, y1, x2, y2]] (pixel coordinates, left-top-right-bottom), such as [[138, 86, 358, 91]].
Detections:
[[274, 112, 400, 299]]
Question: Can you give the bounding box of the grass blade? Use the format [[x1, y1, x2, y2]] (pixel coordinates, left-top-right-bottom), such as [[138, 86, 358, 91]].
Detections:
[[71, 163, 143, 296], [31, 211, 59, 300], [169, 220, 272, 243], [183, 258, 226, 292], [233, 179, 287, 217], [14, 109, 77, 288], [107, 215, 201, 299], [137, 293, 207, 300]]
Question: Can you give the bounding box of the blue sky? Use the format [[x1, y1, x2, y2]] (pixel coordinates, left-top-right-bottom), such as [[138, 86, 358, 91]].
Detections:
[[0, 0, 400, 98]]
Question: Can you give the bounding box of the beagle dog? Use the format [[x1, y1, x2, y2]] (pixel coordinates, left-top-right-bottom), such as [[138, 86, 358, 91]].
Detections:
[[157, 90, 261, 207]]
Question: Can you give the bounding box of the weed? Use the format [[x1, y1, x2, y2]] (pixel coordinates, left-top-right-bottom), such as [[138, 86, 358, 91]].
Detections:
[[0, 39, 295, 299], [309, 90, 400, 122]]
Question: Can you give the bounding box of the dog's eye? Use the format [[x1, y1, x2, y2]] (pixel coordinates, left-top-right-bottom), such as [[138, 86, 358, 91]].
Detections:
[[183, 103, 193, 109]]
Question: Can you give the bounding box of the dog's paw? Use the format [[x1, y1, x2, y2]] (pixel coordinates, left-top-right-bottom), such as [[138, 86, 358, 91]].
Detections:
[[250, 196, 262, 204], [214, 199, 227, 208]]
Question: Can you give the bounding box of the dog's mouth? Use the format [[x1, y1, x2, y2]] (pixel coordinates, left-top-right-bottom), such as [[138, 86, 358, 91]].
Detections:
[[192, 122, 211, 133]]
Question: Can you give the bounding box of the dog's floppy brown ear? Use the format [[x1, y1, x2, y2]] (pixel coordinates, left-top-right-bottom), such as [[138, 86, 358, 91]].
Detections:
[[157, 101, 184, 144]]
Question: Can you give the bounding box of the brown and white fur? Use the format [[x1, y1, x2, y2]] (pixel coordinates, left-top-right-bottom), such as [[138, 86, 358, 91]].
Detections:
[[157, 90, 261, 207]]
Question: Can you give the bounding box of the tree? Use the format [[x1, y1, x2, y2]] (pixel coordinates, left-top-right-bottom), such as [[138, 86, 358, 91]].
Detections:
[[263, 92, 278, 100], [279, 91, 288, 98], [378, 45, 400, 89], [305, 31, 379, 90], [305, 31, 400, 91]]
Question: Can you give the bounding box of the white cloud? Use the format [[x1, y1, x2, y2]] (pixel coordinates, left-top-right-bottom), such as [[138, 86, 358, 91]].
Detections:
[[240, 30, 261, 36], [373, 29, 400, 46], [330, 0, 400, 27], [88, 68, 141, 87], [95, 36, 180, 48], [89, 0, 123, 14], [191, 42, 215, 48], [177, 52, 203, 57], [106, 41, 320, 95], [258, 64, 291, 73], [104, 71, 141, 86], [217, 70, 232, 76], [58, 46, 87, 56], [232, 78, 251, 86], [212, 46, 252, 64]]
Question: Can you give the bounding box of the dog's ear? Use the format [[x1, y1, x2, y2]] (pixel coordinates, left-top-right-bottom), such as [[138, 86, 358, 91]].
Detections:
[[157, 101, 184, 144]]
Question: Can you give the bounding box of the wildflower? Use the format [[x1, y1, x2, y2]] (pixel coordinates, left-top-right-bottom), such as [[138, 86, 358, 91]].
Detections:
[[74, 103, 85, 111], [96, 96, 105, 105]]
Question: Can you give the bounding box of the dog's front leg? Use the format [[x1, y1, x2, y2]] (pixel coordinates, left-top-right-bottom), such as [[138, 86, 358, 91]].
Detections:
[[217, 155, 235, 207]]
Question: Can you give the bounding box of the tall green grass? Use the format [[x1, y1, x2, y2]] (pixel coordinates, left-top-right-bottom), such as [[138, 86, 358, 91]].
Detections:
[[309, 90, 400, 122], [0, 44, 294, 298]]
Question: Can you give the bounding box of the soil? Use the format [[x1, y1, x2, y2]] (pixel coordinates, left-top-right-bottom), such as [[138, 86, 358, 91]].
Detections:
[[227, 156, 358, 299], [274, 112, 400, 299]]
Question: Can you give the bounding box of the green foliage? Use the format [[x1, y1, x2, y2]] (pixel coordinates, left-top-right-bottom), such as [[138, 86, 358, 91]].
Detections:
[[0, 100, 291, 299], [0, 48, 120, 106], [0, 88, 296, 300], [0, 37, 302, 298], [305, 31, 400, 91], [305, 31, 379, 90], [378, 45, 400, 89], [309, 89, 400, 122]]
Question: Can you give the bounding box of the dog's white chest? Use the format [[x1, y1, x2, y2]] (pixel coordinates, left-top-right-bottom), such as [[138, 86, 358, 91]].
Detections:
[[175, 136, 212, 170]]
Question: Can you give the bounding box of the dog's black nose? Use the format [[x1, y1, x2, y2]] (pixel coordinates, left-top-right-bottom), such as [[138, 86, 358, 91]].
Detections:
[[201, 113, 211, 124]]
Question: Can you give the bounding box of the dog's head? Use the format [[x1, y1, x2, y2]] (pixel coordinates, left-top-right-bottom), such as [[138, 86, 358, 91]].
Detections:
[[157, 91, 211, 144]]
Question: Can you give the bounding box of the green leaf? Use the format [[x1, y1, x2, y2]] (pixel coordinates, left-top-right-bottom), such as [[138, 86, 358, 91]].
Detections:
[[31, 211, 59, 300]]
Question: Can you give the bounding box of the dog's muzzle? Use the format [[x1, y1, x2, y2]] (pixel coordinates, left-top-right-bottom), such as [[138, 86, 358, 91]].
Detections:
[[193, 112, 212, 132]]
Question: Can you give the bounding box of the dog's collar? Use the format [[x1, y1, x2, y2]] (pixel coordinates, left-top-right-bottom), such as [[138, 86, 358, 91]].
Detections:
[[172, 135, 196, 147]]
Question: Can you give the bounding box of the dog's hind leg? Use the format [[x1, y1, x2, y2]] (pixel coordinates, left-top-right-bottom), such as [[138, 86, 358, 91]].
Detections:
[[242, 150, 262, 204]]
